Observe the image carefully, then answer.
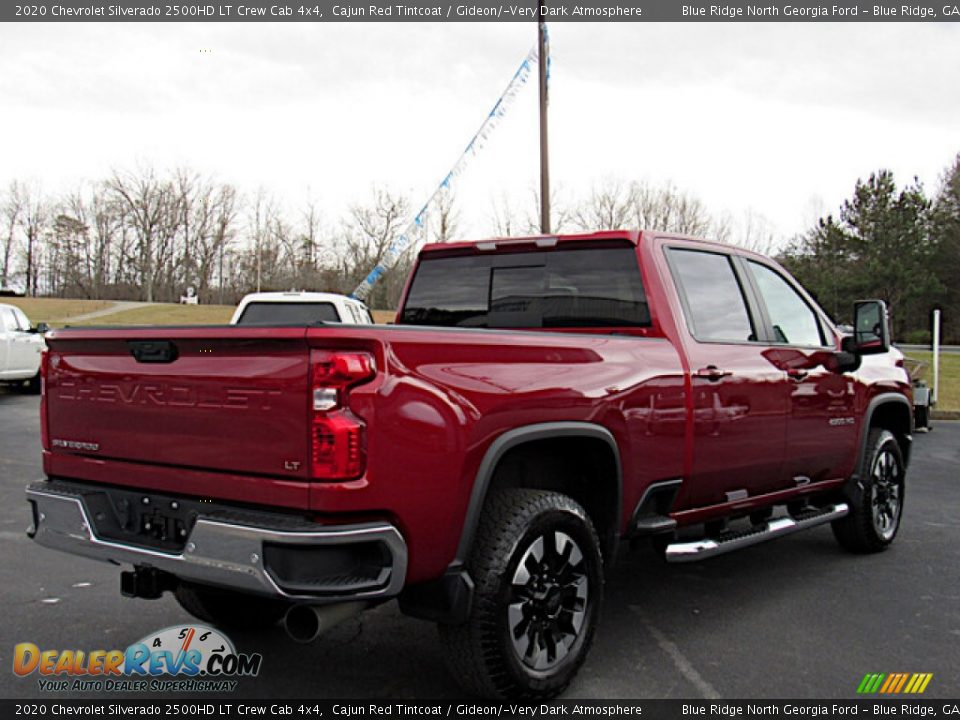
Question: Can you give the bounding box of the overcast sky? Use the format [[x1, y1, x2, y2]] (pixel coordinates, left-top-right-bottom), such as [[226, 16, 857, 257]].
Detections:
[[1, 22, 958, 245]]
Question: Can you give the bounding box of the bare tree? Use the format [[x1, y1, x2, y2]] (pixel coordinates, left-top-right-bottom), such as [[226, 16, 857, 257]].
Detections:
[[1, 181, 24, 289], [18, 184, 48, 297], [489, 192, 520, 237], [572, 179, 634, 231], [525, 185, 571, 234], [728, 209, 780, 255], [106, 167, 174, 302], [630, 182, 714, 236], [247, 189, 280, 293], [205, 184, 238, 302], [340, 187, 409, 297], [88, 185, 120, 297], [426, 188, 460, 244], [300, 195, 321, 270]]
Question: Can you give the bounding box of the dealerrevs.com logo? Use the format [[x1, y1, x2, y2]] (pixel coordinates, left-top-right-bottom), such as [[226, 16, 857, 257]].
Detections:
[[13, 625, 262, 693]]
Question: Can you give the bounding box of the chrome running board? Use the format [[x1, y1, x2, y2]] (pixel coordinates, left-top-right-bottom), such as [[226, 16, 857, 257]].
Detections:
[[665, 503, 849, 563]]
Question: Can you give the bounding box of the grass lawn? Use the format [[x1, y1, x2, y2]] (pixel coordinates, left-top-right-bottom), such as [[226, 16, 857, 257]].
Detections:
[[95, 306, 398, 325], [70, 303, 236, 326], [2, 297, 114, 324], [3, 297, 399, 326], [904, 351, 959, 411]]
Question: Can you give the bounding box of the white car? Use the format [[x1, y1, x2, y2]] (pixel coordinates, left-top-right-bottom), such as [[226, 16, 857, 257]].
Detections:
[[229, 292, 375, 326], [0, 303, 46, 393]]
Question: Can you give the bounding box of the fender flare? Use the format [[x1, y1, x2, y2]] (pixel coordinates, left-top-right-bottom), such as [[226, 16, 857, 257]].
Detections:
[[845, 393, 913, 503], [398, 422, 623, 625], [454, 421, 623, 564]]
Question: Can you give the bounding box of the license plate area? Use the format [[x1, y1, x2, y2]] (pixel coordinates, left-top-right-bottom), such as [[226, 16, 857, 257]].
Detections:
[[81, 487, 200, 553]]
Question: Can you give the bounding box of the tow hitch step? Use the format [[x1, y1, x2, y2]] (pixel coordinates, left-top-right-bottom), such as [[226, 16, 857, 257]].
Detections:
[[665, 503, 849, 563]]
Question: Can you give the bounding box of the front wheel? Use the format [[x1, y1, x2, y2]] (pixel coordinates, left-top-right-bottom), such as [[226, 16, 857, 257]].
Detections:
[[832, 429, 905, 553], [439, 489, 603, 699]]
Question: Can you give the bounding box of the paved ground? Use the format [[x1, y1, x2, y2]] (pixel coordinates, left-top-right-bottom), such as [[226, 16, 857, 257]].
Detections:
[[1, 388, 958, 700]]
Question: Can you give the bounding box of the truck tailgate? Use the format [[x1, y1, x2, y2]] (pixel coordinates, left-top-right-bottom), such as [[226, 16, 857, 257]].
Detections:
[[43, 327, 311, 480]]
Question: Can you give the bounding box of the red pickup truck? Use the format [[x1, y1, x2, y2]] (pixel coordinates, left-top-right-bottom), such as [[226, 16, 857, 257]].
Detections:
[[27, 231, 912, 699]]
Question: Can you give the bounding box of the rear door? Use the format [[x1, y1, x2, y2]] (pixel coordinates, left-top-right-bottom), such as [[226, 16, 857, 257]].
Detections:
[[665, 246, 789, 507], [44, 328, 313, 479]]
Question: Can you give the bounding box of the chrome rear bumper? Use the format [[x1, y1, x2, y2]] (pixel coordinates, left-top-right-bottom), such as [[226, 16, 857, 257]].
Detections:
[[26, 482, 407, 603]]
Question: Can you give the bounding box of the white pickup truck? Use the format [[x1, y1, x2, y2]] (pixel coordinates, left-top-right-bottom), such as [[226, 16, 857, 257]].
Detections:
[[229, 291, 375, 325], [0, 303, 46, 393]]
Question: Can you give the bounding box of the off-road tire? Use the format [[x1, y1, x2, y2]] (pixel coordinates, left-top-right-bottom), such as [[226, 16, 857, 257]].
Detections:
[[174, 583, 289, 630], [832, 429, 905, 553], [439, 489, 603, 699]]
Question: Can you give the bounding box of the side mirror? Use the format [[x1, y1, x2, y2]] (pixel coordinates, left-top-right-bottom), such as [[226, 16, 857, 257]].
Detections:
[[850, 299, 890, 355], [34, 322, 50, 335]]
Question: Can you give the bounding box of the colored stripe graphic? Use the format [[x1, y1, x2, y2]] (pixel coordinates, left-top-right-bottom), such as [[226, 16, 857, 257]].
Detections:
[[893, 674, 909, 693], [857, 672, 932, 694]]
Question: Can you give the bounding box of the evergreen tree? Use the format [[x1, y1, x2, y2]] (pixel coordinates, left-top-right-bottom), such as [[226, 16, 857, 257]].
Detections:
[[782, 170, 937, 338]]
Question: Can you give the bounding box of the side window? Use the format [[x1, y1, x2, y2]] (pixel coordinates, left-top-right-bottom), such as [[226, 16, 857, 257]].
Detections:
[[1, 308, 18, 332], [668, 249, 756, 343], [13, 309, 31, 331], [747, 261, 826, 347]]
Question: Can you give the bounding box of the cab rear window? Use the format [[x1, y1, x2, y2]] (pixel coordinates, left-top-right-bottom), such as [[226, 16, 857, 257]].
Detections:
[[401, 247, 650, 329], [236, 302, 340, 325]]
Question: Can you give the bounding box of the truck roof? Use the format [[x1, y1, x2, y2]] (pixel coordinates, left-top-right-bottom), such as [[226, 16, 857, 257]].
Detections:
[[418, 230, 759, 259]]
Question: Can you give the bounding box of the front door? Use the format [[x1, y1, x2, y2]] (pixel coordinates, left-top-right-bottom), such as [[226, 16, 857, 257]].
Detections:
[[742, 259, 858, 484]]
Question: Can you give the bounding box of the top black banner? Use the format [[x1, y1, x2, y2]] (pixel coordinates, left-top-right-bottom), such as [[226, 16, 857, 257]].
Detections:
[[6, 0, 960, 22]]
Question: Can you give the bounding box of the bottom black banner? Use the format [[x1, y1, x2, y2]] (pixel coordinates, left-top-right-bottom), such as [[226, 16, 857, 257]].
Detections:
[[2, 699, 957, 720]]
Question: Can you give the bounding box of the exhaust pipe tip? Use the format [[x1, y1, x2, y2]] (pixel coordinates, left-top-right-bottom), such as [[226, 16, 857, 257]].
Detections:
[[283, 601, 367, 644], [284, 604, 322, 644]]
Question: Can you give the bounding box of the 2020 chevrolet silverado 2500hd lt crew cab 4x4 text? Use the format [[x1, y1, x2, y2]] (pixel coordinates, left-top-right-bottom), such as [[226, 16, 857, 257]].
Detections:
[[25, 231, 912, 698]]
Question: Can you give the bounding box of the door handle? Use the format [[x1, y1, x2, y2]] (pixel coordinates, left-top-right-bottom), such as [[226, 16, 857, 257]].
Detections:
[[696, 365, 732, 382], [787, 369, 809, 382]]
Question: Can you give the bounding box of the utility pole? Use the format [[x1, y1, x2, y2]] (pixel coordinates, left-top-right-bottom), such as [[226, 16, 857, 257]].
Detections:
[[538, 6, 550, 234]]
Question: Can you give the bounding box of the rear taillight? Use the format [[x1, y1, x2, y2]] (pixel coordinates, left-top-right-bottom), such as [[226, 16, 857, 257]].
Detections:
[[39, 350, 49, 451], [310, 350, 375, 481]]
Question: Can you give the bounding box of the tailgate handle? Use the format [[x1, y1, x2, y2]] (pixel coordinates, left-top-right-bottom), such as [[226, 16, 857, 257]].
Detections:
[[128, 340, 179, 364]]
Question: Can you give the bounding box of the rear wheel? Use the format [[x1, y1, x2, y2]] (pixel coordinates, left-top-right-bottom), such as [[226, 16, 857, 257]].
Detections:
[[439, 489, 603, 699], [174, 583, 289, 630], [832, 429, 905, 553]]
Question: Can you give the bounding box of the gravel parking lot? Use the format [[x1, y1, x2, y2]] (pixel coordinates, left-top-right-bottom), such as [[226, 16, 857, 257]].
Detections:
[[1, 389, 958, 699]]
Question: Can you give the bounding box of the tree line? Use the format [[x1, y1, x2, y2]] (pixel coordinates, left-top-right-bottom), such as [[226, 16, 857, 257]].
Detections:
[[0, 168, 773, 310], [780, 153, 959, 343], [0, 156, 956, 342]]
